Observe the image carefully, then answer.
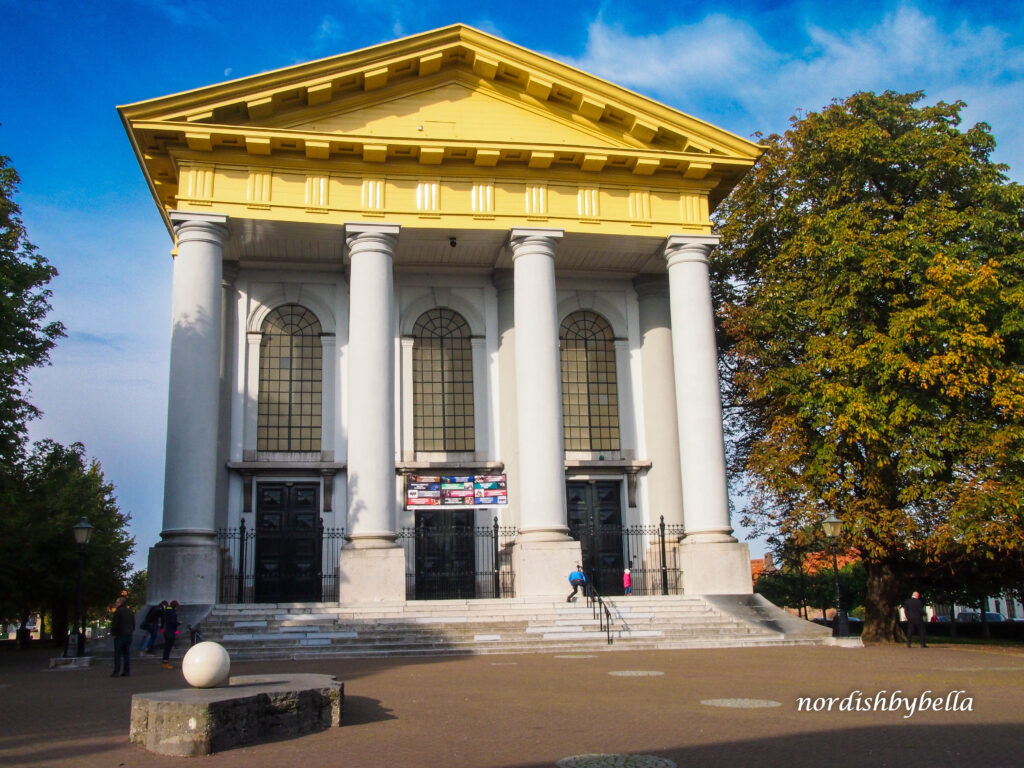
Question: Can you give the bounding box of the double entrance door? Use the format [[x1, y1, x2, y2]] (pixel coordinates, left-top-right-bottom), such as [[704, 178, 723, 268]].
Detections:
[[255, 482, 322, 603], [414, 509, 476, 600], [566, 480, 624, 596]]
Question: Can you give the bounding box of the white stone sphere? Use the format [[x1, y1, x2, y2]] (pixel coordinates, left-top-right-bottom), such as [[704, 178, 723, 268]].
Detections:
[[182, 641, 231, 688]]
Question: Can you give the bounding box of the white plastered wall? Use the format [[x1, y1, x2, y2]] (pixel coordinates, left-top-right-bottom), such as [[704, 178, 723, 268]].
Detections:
[[394, 276, 497, 530]]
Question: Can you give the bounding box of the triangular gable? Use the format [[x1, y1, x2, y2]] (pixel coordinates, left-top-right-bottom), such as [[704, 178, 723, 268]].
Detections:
[[121, 24, 761, 162], [119, 24, 763, 236], [276, 80, 641, 150]]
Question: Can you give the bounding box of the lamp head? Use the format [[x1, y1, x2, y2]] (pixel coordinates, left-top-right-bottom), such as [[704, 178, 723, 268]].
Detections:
[[72, 517, 93, 547], [822, 514, 842, 539]]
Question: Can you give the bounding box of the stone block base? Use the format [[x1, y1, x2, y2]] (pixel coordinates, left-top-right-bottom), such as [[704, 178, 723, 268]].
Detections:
[[512, 539, 583, 599], [336, 545, 405, 604], [147, 542, 220, 606], [678, 540, 753, 595], [130, 674, 343, 757], [49, 656, 94, 669]]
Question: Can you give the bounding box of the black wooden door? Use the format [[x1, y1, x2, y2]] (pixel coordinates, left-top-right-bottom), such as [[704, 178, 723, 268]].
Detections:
[[566, 480, 624, 596], [255, 482, 322, 603], [414, 509, 476, 599]]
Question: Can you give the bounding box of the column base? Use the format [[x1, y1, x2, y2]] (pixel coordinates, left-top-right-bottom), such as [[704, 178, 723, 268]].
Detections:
[[337, 546, 405, 604], [512, 539, 583, 599], [678, 540, 753, 595], [147, 540, 220, 606]]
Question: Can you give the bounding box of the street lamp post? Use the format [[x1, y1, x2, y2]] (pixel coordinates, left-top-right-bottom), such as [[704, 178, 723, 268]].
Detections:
[[68, 517, 93, 657], [822, 514, 849, 638]]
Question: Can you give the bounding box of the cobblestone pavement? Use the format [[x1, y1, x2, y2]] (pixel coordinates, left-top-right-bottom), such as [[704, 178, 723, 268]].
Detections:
[[1, 642, 1022, 767]]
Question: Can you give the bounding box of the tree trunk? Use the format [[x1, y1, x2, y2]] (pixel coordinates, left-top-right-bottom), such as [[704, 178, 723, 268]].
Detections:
[[863, 559, 902, 643]]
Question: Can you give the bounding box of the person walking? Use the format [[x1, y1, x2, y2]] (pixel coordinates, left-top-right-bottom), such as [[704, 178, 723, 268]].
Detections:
[[161, 600, 180, 669], [110, 596, 135, 677], [904, 591, 927, 648], [140, 600, 166, 656], [567, 567, 589, 602], [623, 562, 632, 596]]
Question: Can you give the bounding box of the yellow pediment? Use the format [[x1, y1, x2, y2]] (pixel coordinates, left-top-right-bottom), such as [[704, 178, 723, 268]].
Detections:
[[278, 80, 638, 150], [119, 24, 763, 239]]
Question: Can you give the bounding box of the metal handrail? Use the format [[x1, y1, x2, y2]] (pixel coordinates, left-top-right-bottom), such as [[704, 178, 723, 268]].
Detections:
[[586, 585, 614, 645]]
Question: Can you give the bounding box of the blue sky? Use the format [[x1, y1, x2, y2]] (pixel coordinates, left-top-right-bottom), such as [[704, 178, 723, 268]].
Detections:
[[4, 1, 1023, 570]]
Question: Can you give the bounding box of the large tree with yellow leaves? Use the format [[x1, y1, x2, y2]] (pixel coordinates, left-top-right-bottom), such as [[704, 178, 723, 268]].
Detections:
[[714, 91, 1024, 642]]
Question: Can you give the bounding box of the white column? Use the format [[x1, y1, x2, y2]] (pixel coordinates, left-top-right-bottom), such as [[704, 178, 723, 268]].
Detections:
[[664, 235, 752, 595], [471, 336, 489, 461], [243, 331, 261, 457], [664, 235, 734, 543], [507, 230, 582, 597], [399, 336, 415, 461], [161, 212, 229, 543], [147, 211, 228, 607], [493, 270, 520, 527], [634, 275, 684, 529], [338, 223, 405, 604], [229, 279, 248, 463], [510, 228, 569, 541], [344, 223, 400, 548], [613, 337, 637, 460], [321, 333, 337, 459]]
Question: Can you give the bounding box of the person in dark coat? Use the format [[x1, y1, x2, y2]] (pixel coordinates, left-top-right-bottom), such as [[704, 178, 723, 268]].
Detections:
[[161, 600, 180, 669], [140, 601, 166, 655], [904, 591, 927, 648], [110, 596, 135, 677]]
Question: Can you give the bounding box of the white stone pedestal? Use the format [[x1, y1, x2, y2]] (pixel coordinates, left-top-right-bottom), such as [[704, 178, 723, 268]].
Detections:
[[678, 541, 753, 595], [147, 541, 220, 605], [512, 539, 583, 599], [336, 546, 406, 604]]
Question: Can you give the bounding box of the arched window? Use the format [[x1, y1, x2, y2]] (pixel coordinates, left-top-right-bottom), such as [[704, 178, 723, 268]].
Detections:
[[413, 308, 474, 452], [560, 310, 620, 452], [258, 305, 322, 452]]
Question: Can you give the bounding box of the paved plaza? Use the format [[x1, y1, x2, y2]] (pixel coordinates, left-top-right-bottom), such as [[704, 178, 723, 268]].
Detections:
[[1, 642, 1022, 767]]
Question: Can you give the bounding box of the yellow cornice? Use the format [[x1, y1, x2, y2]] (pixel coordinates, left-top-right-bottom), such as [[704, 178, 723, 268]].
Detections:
[[132, 120, 753, 178], [119, 24, 763, 239], [118, 24, 763, 160]]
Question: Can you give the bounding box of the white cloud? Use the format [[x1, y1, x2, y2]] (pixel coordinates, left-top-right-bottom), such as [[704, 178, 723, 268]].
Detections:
[[314, 14, 346, 46], [134, 0, 217, 27], [560, 5, 1024, 177]]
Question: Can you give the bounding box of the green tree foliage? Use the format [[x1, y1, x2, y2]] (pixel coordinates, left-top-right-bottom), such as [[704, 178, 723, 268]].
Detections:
[[126, 569, 148, 612], [0, 441, 134, 644], [715, 91, 1024, 642], [0, 155, 65, 466], [755, 561, 866, 619]]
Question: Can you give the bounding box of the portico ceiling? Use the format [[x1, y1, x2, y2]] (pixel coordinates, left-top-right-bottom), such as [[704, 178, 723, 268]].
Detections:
[[222, 218, 669, 276]]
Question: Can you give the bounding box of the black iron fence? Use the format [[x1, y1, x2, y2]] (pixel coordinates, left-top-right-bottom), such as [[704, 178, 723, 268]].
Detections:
[[571, 516, 685, 597], [216, 516, 683, 603], [397, 517, 518, 600], [216, 519, 345, 604]]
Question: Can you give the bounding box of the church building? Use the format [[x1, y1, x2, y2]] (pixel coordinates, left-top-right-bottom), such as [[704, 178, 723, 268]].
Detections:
[[120, 24, 762, 611]]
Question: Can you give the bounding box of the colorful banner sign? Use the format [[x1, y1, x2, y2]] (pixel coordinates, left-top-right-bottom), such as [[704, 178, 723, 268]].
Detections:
[[405, 473, 509, 509]]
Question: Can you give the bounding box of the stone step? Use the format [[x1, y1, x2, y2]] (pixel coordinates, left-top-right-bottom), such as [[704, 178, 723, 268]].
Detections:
[[188, 595, 829, 660]]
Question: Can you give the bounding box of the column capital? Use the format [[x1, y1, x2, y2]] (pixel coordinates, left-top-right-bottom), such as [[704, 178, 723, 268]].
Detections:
[[492, 268, 514, 293], [509, 227, 563, 262], [633, 274, 670, 300], [663, 234, 719, 267], [170, 211, 229, 247], [222, 262, 240, 287], [345, 222, 400, 252]]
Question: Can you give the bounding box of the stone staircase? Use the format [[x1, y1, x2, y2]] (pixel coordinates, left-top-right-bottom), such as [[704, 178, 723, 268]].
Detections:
[[192, 594, 831, 660]]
